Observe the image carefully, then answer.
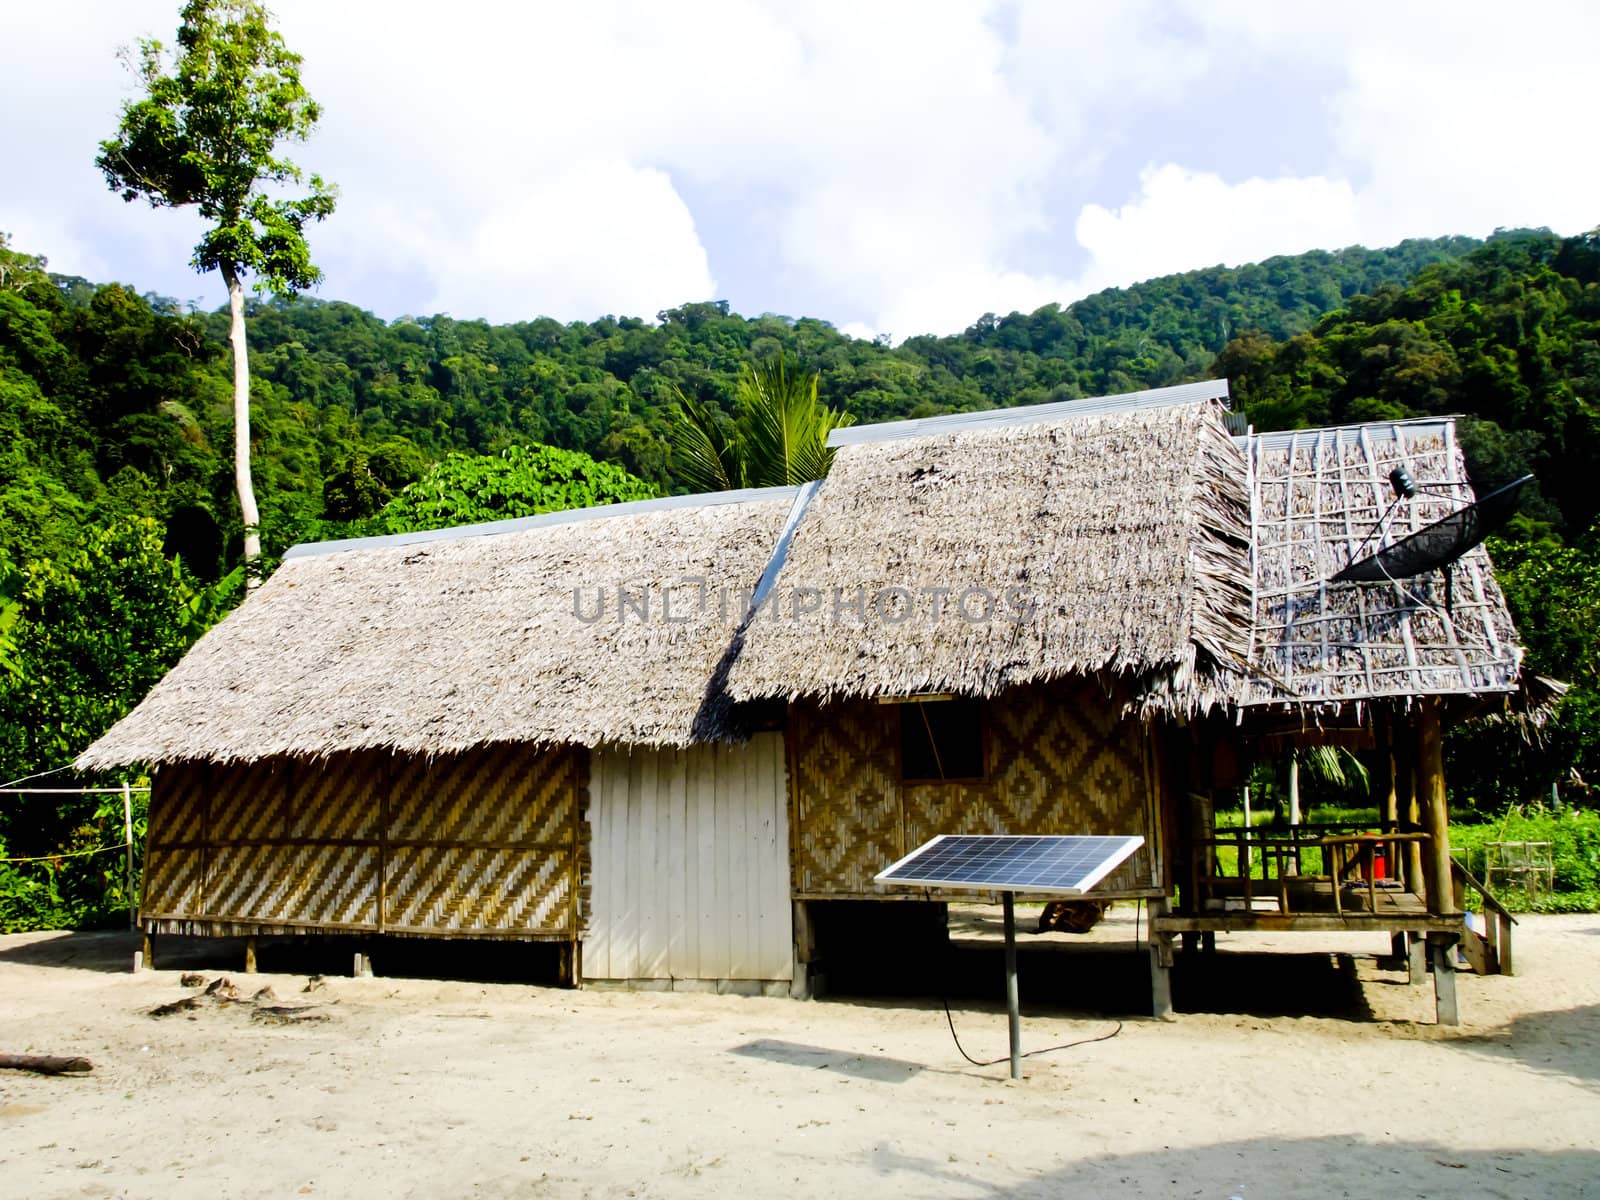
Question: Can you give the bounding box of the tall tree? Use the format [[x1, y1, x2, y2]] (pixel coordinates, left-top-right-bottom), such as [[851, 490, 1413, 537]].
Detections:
[[97, 0, 335, 585]]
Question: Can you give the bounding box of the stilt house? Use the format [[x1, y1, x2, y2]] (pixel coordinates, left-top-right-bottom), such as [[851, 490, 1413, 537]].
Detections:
[[80, 381, 1532, 1018]]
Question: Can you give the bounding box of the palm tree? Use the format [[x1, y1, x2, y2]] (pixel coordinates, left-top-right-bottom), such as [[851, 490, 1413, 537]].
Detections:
[[672, 354, 853, 490], [1286, 745, 1370, 824]]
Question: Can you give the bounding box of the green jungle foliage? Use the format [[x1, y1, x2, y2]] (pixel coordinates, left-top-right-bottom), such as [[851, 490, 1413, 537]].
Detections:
[[1451, 806, 1600, 913], [8, 223, 1600, 924], [370, 444, 656, 534], [0, 521, 238, 930]]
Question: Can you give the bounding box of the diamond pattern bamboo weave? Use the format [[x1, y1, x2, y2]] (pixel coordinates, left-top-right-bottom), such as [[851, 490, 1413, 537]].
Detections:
[[792, 680, 1160, 897]]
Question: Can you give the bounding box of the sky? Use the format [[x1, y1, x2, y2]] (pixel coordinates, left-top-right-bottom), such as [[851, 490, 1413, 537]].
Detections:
[[3, 0, 1598, 341]]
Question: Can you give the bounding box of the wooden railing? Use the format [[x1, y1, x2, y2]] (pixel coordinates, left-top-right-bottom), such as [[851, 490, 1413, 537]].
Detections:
[[1191, 823, 1431, 916], [1451, 857, 1517, 975]]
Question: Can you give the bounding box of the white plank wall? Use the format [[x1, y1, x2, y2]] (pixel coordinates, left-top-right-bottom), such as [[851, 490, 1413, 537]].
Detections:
[[587, 735, 792, 982]]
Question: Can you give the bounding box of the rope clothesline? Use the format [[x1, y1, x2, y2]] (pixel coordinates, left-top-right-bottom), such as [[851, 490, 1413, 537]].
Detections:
[[0, 771, 143, 929], [0, 840, 131, 865]]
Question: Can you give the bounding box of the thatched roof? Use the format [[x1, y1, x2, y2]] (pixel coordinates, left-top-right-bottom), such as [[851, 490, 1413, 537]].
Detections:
[[78, 489, 798, 768], [1234, 419, 1523, 708], [724, 387, 1254, 710]]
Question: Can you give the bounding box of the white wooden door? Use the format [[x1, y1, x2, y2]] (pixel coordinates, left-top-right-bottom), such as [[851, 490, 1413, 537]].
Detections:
[[586, 734, 791, 981]]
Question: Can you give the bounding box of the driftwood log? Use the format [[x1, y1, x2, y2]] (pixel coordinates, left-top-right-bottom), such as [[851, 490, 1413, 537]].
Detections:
[[0, 1053, 93, 1075]]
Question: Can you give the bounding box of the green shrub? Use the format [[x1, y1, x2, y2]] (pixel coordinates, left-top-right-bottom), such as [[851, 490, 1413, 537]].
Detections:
[[1452, 805, 1600, 912]]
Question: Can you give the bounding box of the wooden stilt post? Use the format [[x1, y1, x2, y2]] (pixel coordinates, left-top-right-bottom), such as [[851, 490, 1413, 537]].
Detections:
[[244, 936, 257, 974], [1416, 698, 1455, 915], [1147, 898, 1174, 1019], [1407, 932, 1426, 985], [1375, 714, 1398, 831], [1394, 720, 1423, 899], [142, 931, 154, 971], [1430, 936, 1459, 1026]]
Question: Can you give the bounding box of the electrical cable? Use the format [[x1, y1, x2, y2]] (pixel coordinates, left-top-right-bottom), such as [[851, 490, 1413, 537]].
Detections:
[[940, 992, 1123, 1067], [938, 920, 1123, 1068]]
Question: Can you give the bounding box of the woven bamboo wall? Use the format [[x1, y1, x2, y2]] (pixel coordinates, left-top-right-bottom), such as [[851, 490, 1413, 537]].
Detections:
[[790, 680, 1164, 898], [142, 743, 585, 939]]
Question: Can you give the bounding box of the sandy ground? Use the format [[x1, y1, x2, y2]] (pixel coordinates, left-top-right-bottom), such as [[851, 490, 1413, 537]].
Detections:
[[2, 913, 1598, 1200]]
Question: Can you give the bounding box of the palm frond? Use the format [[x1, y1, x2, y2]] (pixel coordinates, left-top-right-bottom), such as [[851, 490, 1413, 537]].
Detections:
[[1298, 745, 1370, 792], [737, 354, 854, 487], [670, 391, 743, 492]]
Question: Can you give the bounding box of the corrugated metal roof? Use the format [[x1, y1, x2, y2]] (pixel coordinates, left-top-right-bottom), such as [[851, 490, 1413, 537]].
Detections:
[[282, 485, 802, 560], [826, 379, 1231, 448]]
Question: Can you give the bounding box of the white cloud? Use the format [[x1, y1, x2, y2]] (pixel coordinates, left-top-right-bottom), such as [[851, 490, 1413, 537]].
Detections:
[[429, 160, 716, 323], [4, 1, 1600, 339], [1070, 165, 1361, 297]]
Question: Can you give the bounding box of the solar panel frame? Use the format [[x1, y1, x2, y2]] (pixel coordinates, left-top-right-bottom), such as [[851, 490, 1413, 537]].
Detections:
[[874, 834, 1144, 895]]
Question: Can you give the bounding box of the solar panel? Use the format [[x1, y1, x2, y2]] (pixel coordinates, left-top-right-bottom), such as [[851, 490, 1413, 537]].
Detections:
[[875, 834, 1144, 895]]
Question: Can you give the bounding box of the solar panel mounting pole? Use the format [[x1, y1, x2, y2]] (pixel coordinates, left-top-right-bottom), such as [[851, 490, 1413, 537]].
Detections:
[[1002, 891, 1022, 1080]]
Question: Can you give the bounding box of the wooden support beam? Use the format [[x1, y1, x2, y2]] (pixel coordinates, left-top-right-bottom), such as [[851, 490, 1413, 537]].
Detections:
[[1155, 912, 1466, 934], [1497, 912, 1516, 976], [793, 900, 818, 963], [1375, 715, 1399, 830], [142, 932, 154, 971], [1408, 932, 1427, 985], [1148, 898, 1174, 1020], [1394, 724, 1423, 895], [1430, 936, 1459, 1026], [1390, 930, 1408, 965], [1416, 698, 1456, 915], [244, 936, 257, 974]]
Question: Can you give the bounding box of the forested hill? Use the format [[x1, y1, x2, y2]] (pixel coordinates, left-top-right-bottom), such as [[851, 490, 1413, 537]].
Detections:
[[0, 231, 1483, 572], [6, 224, 1600, 917]]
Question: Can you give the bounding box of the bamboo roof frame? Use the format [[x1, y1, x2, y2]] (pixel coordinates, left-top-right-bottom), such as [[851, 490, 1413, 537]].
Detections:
[[1232, 418, 1523, 709]]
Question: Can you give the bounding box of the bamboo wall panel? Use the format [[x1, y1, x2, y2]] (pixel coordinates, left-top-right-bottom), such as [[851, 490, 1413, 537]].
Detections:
[[291, 753, 382, 841], [792, 680, 1162, 898], [790, 710, 902, 895], [383, 847, 570, 932], [138, 744, 582, 939], [207, 762, 289, 842], [587, 734, 792, 981], [142, 765, 210, 916]]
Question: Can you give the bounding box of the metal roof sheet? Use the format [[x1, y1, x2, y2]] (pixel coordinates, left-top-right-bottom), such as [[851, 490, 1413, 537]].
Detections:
[[826, 379, 1231, 448]]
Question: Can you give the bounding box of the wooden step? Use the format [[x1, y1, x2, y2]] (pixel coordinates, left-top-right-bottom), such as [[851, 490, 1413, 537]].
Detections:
[[1459, 925, 1498, 975]]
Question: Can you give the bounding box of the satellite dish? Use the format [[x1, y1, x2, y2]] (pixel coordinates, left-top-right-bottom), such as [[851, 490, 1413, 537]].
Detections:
[[1331, 474, 1533, 584]]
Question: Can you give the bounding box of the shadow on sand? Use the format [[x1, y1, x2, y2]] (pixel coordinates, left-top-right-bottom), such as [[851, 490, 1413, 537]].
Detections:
[[818, 938, 1373, 1022], [0, 928, 567, 985], [857, 1134, 1600, 1200], [730, 1038, 926, 1082], [1453, 1002, 1600, 1089], [0, 928, 139, 973]]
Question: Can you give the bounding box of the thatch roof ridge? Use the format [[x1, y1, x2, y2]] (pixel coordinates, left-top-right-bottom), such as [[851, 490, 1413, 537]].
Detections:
[[726, 397, 1254, 710], [78, 491, 800, 769]]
